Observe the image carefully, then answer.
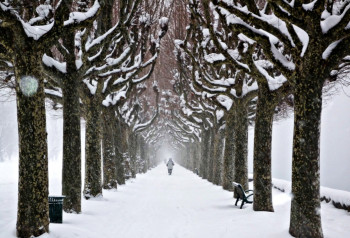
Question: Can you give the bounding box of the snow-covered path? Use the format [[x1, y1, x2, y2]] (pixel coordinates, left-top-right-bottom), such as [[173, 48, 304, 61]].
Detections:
[[1, 163, 350, 238]]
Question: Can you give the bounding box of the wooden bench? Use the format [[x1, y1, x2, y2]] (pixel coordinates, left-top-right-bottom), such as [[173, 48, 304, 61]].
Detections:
[[232, 182, 253, 209]]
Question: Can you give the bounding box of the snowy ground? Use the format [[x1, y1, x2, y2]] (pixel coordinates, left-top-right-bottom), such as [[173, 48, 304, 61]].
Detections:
[[1, 161, 350, 238]]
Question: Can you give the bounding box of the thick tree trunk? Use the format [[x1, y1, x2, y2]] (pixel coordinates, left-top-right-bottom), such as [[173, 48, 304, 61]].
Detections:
[[184, 146, 189, 169], [233, 102, 249, 193], [115, 119, 126, 184], [192, 143, 200, 174], [222, 110, 235, 191], [200, 128, 210, 179], [59, 23, 83, 213], [189, 144, 194, 171], [146, 143, 150, 171], [15, 52, 49, 237], [289, 80, 323, 238], [212, 124, 225, 186], [188, 143, 195, 171], [210, 130, 219, 184], [207, 128, 215, 183], [62, 74, 82, 213], [140, 139, 147, 173], [115, 147, 126, 185], [136, 135, 142, 173], [102, 108, 118, 189], [83, 97, 103, 199], [253, 84, 276, 212], [128, 133, 137, 178]]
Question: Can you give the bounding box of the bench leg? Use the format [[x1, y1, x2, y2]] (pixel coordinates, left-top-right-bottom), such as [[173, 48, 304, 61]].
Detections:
[[235, 197, 239, 206], [240, 201, 244, 209]]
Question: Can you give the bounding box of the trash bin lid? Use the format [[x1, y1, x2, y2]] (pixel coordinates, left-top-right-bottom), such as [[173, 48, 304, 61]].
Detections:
[[48, 195, 66, 203]]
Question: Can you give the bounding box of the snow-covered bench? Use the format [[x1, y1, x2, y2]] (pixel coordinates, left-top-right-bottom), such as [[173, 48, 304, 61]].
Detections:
[[232, 182, 254, 209]]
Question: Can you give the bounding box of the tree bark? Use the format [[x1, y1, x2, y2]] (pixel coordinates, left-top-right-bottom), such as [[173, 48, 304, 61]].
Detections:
[[135, 135, 142, 173], [253, 84, 276, 212], [200, 128, 210, 179], [289, 79, 323, 238], [140, 138, 148, 173], [115, 118, 126, 184], [102, 108, 118, 189], [128, 132, 137, 178], [222, 110, 235, 191], [116, 147, 126, 184], [212, 124, 225, 186], [15, 50, 49, 237], [192, 143, 200, 174], [233, 102, 249, 192], [83, 96, 103, 199], [60, 24, 84, 213], [62, 74, 82, 213], [207, 127, 215, 183], [187, 144, 194, 171], [188, 143, 194, 171]]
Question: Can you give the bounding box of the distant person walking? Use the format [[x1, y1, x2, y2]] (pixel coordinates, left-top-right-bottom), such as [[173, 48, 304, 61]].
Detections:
[[166, 158, 175, 175]]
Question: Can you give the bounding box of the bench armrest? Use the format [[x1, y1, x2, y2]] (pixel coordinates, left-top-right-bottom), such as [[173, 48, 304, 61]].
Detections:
[[245, 189, 253, 193], [246, 194, 254, 199]]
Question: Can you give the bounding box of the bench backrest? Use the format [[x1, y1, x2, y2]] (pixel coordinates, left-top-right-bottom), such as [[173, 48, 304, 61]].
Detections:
[[232, 182, 245, 199]]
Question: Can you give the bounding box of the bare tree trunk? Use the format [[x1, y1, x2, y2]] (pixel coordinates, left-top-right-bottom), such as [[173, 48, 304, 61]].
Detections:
[[136, 135, 143, 173], [188, 143, 195, 171], [222, 110, 235, 191], [207, 128, 215, 183], [212, 124, 225, 185], [289, 79, 323, 238], [15, 51, 49, 237], [192, 143, 200, 173], [233, 102, 249, 194], [83, 96, 102, 199], [115, 118, 126, 184], [253, 84, 276, 212], [129, 133, 137, 178], [187, 144, 193, 170], [140, 138, 147, 173], [200, 128, 210, 179], [60, 18, 86, 212], [102, 108, 118, 189], [62, 73, 82, 213]]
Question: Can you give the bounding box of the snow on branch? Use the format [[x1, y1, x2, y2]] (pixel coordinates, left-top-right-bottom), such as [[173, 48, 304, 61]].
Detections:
[[216, 95, 233, 111], [20, 20, 54, 41], [254, 60, 287, 91], [83, 78, 98, 95], [45, 88, 63, 98], [204, 53, 226, 64], [321, 4, 350, 34], [133, 111, 157, 133], [85, 22, 120, 52], [64, 0, 101, 26], [216, 109, 224, 122], [322, 39, 343, 60], [42, 54, 67, 73], [292, 25, 309, 57]]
